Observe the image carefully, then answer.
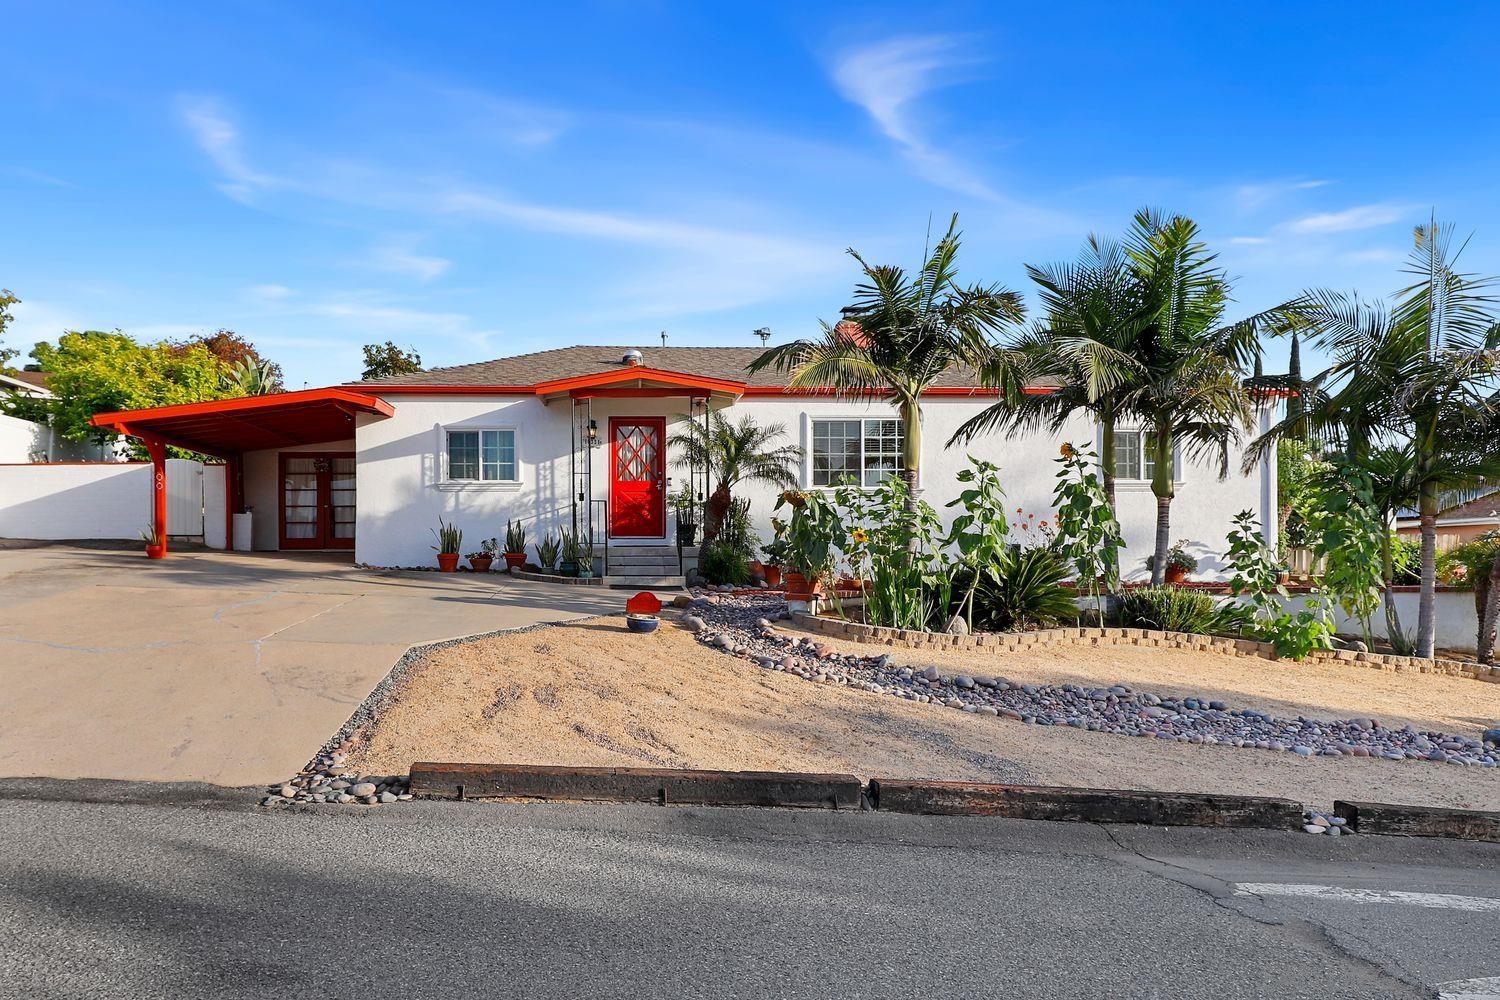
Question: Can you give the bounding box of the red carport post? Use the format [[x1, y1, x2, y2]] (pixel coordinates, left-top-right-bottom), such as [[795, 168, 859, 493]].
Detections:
[[143, 435, 169, 558], [225, 453, 244, 551]]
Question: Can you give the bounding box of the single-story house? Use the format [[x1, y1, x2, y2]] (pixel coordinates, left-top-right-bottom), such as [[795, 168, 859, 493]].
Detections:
[[1395, 486, 1500, 548], [90, 344, 1278, 583]]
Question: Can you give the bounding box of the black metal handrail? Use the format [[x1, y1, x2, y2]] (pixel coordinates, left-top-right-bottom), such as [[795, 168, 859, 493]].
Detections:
[[588, 498, 608, 577]]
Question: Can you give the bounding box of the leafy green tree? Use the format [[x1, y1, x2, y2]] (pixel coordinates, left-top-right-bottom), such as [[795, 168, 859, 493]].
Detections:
[[750, 214, 1026, 531], [668, 411, 802, 544], [361, 341, 423, 380], [173, 330, 283, 391], [953, 235, 1152, 512], [0, 289, 19, 368], [1251, 219, 1500, 657], [1050, 442, 1125, 615], [3, 331, 236, 451]]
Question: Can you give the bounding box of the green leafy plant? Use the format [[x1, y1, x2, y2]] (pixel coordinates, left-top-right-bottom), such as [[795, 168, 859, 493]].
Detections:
[[715, 497, 759, 559], [479, 537, 499, 556], [576, 530, 596, 575], [1143, 540, 1198, 573], [430, 517, 462, 555], [964, 547, 1077, 632], [943, 457, 1012, 630], [699, 542, 751, 586], [1305, 462, 1385, 647], [535, 532, 561, 572], [1263, 601, 1336, 660], [1224, 510, 1286, 623], [668, 412, 801, 543], [504, 519, 527, 555], [139, 525, 162, 546], [1050, 442, 1125, 615], [771, 490, 843, 580], [1116, 586, 1220, 633], [835, 476, 951, 631]]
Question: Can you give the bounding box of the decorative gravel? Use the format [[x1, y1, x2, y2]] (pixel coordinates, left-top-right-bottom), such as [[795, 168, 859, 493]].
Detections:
[[261, 742, 412, 807], [682, 591, 1500, 770]]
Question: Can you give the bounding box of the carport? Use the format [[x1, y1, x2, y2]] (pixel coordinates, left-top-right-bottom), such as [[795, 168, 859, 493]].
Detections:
[[91, 388, 393, 557]]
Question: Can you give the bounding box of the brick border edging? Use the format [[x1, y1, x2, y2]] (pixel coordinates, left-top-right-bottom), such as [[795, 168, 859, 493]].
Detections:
[[791, 612, 1499, 684]]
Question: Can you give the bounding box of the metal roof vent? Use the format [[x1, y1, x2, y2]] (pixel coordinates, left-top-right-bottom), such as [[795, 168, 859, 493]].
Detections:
[[622, 348, 644, 366]]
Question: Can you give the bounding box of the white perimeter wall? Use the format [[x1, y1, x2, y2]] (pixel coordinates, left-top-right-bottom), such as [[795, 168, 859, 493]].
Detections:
[[0, 463, 152, 539], [1276, 591, 1480, 653], [0, 413, 124, 463], [355, 391, 1275, 572]]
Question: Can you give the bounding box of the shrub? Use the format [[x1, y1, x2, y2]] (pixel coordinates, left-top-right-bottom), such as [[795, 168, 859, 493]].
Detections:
[[699, 542, 750, 586], [965, 547, 1077, 632], [1117, 586, 1219, 633]]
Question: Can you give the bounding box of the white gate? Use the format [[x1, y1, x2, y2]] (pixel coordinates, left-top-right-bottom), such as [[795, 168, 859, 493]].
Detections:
[[166, 459, 205, 536]]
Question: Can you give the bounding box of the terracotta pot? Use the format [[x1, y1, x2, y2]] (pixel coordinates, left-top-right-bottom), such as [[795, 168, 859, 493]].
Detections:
[[469, 555, 494, 574], [504, 552, 527, 570], [145, 543, 166, 560], [763, 564, 782, 588], [1164, 565, 1188, 585], [750, 559, 765, 578], [783, 571, 824, 601], [436, 552, 460, 572]]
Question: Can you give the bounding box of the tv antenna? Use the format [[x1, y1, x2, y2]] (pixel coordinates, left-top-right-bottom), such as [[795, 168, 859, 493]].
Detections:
[[753, 327, 771, 347], [660, 330, 668, 347]]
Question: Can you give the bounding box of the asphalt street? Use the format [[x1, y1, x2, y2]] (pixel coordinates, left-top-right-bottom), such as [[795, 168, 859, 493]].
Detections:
[[1, 779, 1497, 1000]]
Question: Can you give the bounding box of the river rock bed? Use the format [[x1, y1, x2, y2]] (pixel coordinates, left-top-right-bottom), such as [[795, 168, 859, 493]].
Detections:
[[681, 592, 1500, 769], [261, 743, 412, 807]]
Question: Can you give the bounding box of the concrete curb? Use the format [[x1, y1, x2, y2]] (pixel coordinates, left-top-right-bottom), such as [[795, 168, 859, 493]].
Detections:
[[1334, 800, 1500, 843], [869, 779, 1303, 829], [409, 763, 864, 810]]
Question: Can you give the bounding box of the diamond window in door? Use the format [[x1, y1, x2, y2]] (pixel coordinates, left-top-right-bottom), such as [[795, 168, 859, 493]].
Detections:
[[615, 425, 658, 481]]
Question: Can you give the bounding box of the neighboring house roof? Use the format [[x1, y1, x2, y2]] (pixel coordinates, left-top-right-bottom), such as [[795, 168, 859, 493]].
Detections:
[[0, 370, 54, 398], [350, 344, 1005, 393], [1394, 487, 1500, 525]]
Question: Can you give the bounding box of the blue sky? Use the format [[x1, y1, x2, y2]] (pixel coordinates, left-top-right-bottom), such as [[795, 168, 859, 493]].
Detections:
[[5, 2, 1499, 388]]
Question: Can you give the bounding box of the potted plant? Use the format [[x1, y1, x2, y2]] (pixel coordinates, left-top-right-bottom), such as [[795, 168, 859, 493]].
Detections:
[[431, 517, 462, 572], [140, 525, 165, 560], [503, 519, 528, 570], [671, 483, 699, 547], [535, 531, 561, 574], [772, 491, 840, 608], [1145, 540, 1198, 585], [759, 538, 786, 588], [559, 529, 580, 577], [468, 538, 497, 574], [577, 531, 596, 579]]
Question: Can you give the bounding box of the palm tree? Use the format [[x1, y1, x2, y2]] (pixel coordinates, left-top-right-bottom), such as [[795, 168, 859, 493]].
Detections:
[[749, 214, 1026, 528], [951, 234, 1151, 512], [1122, 209, 1292, 584], [668, 411, 803, 544], [1250, 219, 1500, 657]]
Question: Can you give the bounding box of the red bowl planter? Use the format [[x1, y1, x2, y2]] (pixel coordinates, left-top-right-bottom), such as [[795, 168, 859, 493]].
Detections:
[[783, 571, 824, 601], [503, 552, 527, 570], [436, 552, 460, 572], [145, 543, 166, 560], [763, 564, 782, 588], [1164, 565, 1188, 585], [469, 555, 494, 574]]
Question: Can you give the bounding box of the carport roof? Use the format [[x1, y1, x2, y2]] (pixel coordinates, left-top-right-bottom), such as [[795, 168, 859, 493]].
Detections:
[[90, 387, 394, 457]]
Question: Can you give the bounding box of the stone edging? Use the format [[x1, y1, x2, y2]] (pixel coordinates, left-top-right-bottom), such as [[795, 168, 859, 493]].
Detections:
[[792, 612, 1499, 684]]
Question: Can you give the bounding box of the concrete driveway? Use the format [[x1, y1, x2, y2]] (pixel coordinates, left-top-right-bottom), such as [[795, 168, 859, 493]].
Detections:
[[0, 543, 625, 786]]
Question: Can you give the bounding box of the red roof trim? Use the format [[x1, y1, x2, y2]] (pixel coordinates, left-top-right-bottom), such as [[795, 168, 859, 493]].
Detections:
[[91, 387, 394, 429], [349, 378, 1059, 398], [346, 384, 535, 395], [532, 366, 746, 396]]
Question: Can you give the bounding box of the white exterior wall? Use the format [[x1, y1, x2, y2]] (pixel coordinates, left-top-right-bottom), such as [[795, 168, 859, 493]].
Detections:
[[0, 413, 123, 463], [0, 463, 152, 538], [354, 391, 1274, 573], [1276, 591, 1480, 653], [243, 439, 356, 551]]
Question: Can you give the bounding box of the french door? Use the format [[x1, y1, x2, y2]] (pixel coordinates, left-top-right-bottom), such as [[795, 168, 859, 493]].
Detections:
[[609, 417, 665, 537], [279, 452, 356, 550]]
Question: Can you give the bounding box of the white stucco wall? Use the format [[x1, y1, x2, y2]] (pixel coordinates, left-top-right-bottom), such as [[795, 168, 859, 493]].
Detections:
[[0, 463, 151, 538], [1276, 590, 1480, 653], [353, 391, 1275, 572]]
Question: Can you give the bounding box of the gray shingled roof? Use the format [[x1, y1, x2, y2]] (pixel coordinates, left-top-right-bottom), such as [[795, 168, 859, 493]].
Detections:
[[352, 345, 986, 389]]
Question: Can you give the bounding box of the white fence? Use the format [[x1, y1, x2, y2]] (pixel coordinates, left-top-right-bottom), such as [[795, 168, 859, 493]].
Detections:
[[0, 461, 215, 541]]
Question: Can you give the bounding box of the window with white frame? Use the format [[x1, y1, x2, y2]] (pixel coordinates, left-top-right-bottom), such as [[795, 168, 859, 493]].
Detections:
[[1112, 429, 1178, 482], [445, 428, 518, 483], [811, 418, 905, 487]]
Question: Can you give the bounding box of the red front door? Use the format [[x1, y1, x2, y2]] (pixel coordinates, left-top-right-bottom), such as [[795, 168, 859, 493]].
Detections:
[[279, 452, 356, 550], [609, 417, 665, 537]]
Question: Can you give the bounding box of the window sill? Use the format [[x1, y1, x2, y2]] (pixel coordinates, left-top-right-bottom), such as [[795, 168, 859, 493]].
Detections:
[[1114, 480, 1186, 491], [435, 481, 524, 492]]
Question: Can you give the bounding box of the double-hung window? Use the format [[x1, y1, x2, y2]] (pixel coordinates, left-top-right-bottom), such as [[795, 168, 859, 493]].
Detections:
[[811, 418, 904, 487], [445, 428, 518, 483], [1112, 429, 1177, 482]]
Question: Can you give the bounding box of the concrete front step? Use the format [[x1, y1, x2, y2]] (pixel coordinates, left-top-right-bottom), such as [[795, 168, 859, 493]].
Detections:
[[605, 575, 686, 589]]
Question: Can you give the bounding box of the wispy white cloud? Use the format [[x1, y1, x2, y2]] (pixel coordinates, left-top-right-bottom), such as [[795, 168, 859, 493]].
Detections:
[[1227, 236, 1271, 246], [1286, 203, 1409, 235], [177, 95, 281, 202], [247, 283, 296, 300], [829, 34, 999, 202], [3, 166, 76, 188], [367, 241, 452, 282], [1231, 178, 1331, 212], [430, 86, 571, 147]]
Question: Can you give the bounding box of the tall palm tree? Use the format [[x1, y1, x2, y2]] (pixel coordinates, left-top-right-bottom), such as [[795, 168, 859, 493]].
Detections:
[[749, 214, 1026, 527], [1122, 209, 1293, 584], [1250, 219, 1500, 657], [951, 234, 1151, 512], [668, 411, 803, 544]]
